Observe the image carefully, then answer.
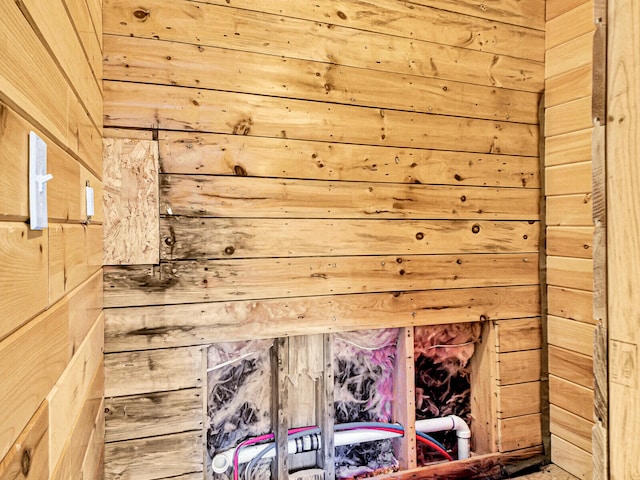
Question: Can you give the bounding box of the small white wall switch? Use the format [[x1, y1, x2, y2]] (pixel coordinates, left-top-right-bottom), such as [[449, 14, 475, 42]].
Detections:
[[86, 184, 95, 218], [29, 131, 52, 230]]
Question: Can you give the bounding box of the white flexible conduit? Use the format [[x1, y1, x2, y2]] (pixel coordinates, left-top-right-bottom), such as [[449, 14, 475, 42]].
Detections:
[[211, 415, 471, 474]]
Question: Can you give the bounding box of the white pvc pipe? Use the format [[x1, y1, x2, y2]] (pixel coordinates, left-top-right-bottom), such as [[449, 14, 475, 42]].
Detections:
[[416, 415, 471, 460]]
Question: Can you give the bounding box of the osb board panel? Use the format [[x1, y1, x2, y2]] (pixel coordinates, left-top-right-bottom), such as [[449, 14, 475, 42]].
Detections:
[[105, 388, 202, 443], [548, 316, 595, 357], [546, 226, 593, 258], [161, 218, 539, 260], [104, 82, 540, 157], [0, 300, 69, 461], [161, 0, 544, 59], [102, 1, 543, 92], [546, 194, 593, 226], [0, 223, 48, 341], [160, 175, 540, 220], [103, 35, 540, 124], [104, 431, 203, 480], [545, 161, 593, 196], [545, 64, 592, 109], [547, 256, 594, 291], [499, 382, 541, 419], [104, 285, 541, 351], [104, 253, 539, 308], [545, 128, 592, 167], [549, 375, 594, 421], [496, 317, 542, 353], [545, 0, 594, 50], [498, 413, 542, 452], [158, 132, 540, 188], [104, 346, 203, 397], [0, 402, 49, 480], [551, 435, 592, 480], [103, 138, 159, 265], [550, 405, 593, 453], [548, 345, 594, 389], [498, 350, 541, 386], [547, 286, 593, 323]]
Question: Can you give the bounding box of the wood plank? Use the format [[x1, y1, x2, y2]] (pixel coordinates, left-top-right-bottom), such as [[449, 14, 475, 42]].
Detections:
[[545, 128, 592, 167], [104, 431, 203, 480], [545, 97, 593, 137], [545, 194, 593, 226], [0, 223, 48, 341], [103, 138, 159, 265], [551, 435, 593, 480], [161, 218, 539, 260], [547, 256, 594, 291], [547, 286, 594, 324], [496, 318, 542, 353], [105, 389, 202, 443], [158, 131, 540, 188], [546, 0, 590, 21], [546, 33, 594, 80], [0, 300, 69, 461], [81, 399, 105, 480], [498, 413, 542, 452], [104, 285, 540, 351], [47, 314, 104, 470], [499, 382, 541, 418], [85, 0, 102, 48], [546, 226, 593, 258], [104, 253, 539, 308], [103, 35, 540, 124], [546, 1, 594, 50], [105, 346, 203, 397], [393, 328, 417, 469], [548, 316, 595, 357], [550, 405, 593, 453], [0, 402, 49, 480], [546, 161, 593, 196], [68, 270, 104, 357], [549, 375, 594, 421], [318, 334, 335, 477], [498, 350, 541, 386], [271, 338, 290, 479], [103, 128, 154, 141], [184, 0, 544, 60], [160, 175, 539, 221], [105, 82, 540, 157], [470, 321, 498, 454], [102, 1, 544, 92], [62, 0, 103, 90], [549, 346, 594, 389], [545, 64, 592, 108]]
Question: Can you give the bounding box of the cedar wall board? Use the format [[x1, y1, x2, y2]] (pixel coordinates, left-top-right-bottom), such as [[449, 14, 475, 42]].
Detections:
[[0, 0, 104, 478], [102, 0, 544, 478]]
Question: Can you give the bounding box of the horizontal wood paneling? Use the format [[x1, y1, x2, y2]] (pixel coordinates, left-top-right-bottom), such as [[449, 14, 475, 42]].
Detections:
[[545, 97, 593, 137], [546, 162, 593, 195], [496, 318, 542, 353], [498, 350, 541, 385], [546, 194, 593, 226], [547, 256, 594, 291], [548, 316, 596, 356], [546, 0, 590, 21], [551, 435, 593, 480], [550, 404, 593, 452], [545, 65, 592, 109], [549, 375, 594, 421], [547, 226, 593, 258], [548, 346, 594, 388], [546, 0, 594, 50], [547, 286, 593, 323], [498, 414, 543, 451], [545, 128, 593, 167], [499, 382, 541, 418], [546, 32, 594, 80]]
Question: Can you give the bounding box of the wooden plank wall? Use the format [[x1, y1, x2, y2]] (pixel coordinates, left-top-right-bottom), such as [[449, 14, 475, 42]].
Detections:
[[0, 0, 104, 479], [101, 0, 544, 478], [544, 1, 596, 478]]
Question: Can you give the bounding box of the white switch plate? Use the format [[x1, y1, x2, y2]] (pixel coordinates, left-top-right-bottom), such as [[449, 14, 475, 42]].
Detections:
[[86, 185, 95, 218], [29, 131, 52, 230]]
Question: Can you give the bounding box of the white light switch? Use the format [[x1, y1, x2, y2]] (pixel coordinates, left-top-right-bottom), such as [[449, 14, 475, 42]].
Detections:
[[29, 131, 52, 230], [86, 184, 95, 218]]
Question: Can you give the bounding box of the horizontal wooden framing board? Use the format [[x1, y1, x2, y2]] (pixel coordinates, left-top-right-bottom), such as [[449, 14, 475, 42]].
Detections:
[[546, 226, 593, 258], [550, 434, 592, 480], [105, 346, 203, 397], [496, 317, 542, 353], [498, 382, 541, 418], [548, 315, 595, 357], [103, 1, 544, 92], [550, 404, 593, 453], [545, 64, 592, 108], [549, 375, 594, 421], [160, 175, 540, 220], [547, 256, 594, 291], [161, 218, 539, 260], [103, 35, 540, 125], [545, 0, 594, 50], [545, 32, 594, 80], [185, 0, 545, 60], [548, 345, 593, 388], [546, 194, 593, 226], [545, 161, 593, 196], [158, 131, 540, 188], [105, 388, 203, 443], [545, 128, 592, 167], [547, 286, 594, 324], [104, 431, 203, 480], [104, 285, 540, 351], [104, 253, 539, 308], [0, 223, 48, 341], [545, 97, 593, 138], [0, 299, 69, 461], [498, 349, 541, 385], [104, 82, 540, 157], [498, 413, 543, 452]]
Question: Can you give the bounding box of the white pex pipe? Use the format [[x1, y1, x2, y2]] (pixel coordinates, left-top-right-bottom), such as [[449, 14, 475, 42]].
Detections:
[[211, 415, 471, 474]]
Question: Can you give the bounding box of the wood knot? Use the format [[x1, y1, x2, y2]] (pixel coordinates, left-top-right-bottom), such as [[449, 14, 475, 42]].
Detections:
[[415, 232, 424, 240], [133, 9, 150, 21], [460, 195, 467, 202], [336, 10, 347, 20], [233, 165, 247, 176], [21, 449, 31, 476], [480, 314, 489, 322], [472, 224, 481, 234], [224, 246, 235, 255]]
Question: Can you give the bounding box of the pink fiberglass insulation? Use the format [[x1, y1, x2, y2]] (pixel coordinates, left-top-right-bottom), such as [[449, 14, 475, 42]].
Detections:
[[414, 323, 481, 464], [333, 328, 399, 479], [207, 339, 273, 480]]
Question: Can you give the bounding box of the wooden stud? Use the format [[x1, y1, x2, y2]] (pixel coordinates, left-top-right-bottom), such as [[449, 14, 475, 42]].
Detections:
[[470, 321, 498, 454], [271, 338, 289, 479], [318, 333, 335, 480], [392, 327, 416, 470]]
